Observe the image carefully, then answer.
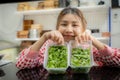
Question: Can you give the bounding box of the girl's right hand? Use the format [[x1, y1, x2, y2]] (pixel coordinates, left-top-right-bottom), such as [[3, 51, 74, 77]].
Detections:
[[43, 30, 64, 44]]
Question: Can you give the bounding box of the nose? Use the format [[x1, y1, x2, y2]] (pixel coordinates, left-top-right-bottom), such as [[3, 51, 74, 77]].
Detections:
[[66, 24, 73, 32]]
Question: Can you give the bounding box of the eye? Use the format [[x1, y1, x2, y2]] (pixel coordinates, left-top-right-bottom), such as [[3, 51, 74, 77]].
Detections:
[[61, 23, 67, 26], [72, 24, 79, 27]]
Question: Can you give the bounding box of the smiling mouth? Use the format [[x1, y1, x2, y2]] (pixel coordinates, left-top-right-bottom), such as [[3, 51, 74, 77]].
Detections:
[[63, 35, 75, 40]]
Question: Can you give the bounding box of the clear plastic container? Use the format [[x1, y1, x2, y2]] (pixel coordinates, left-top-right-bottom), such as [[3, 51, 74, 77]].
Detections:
[[43, 42, 69, 74], [69, 40, 93, 73]]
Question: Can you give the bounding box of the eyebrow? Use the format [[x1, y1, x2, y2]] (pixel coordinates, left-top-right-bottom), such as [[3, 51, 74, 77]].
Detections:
[[60, 20, 67, 23], [61, 20, 78, 23]]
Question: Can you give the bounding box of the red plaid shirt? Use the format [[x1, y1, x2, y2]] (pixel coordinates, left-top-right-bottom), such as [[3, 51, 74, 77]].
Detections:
[[16, 40, 120, 69]]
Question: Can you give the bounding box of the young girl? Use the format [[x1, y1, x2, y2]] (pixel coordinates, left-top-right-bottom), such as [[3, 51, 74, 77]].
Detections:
[[16, 7, 120, 69]]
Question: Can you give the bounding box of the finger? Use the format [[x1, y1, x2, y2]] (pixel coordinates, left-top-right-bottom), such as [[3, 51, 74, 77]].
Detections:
[[80, 37, 84, 43], [84, 31, 89, 41], [84, 32, 88, 41], [54, 33, 59, 41], [86, 34, 89, 41], [75, 37, 79, 47], [81, 34, 85, 42], [59, 35, 64, 45], [86, 32, 91, 41], [45, 32, 51, 39], [58, 38, 61, 44], [75, 36, 83, 45], [57, 34, 62, 44], [50, 33, 54, 40], [79, 35, 84, 43], [58, 38, 64, 45], [55, 32, 64, 45]]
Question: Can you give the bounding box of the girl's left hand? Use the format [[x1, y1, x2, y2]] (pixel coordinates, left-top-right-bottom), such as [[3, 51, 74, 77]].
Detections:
[[75, 30, 106, 50], [75, 31, 92, 44]]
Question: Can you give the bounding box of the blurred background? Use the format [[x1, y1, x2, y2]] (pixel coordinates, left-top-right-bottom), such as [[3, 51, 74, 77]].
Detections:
[[0, 0, 120, 63]]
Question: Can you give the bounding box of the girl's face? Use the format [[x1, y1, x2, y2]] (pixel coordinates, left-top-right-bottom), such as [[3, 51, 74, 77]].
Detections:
[[58, 14, 85, 42]]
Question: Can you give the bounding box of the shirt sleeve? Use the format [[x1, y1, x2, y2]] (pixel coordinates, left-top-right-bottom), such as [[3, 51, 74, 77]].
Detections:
[[93, 45, 120, 67], [16, 40, 52, 69]]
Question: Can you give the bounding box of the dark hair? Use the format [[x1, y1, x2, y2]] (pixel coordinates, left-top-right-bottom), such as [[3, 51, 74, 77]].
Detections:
[[56, 7, 87, 31]]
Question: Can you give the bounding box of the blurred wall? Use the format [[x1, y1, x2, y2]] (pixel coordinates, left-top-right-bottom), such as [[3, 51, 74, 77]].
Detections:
[[0, 0, 112, 44]]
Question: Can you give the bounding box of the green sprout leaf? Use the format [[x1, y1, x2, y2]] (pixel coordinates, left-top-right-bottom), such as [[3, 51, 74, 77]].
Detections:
[[47, 46, 67, 68], [71, 48, 91, 67]]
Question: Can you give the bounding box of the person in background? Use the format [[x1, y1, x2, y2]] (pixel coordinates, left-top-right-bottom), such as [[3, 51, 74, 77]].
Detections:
[[16, 7, 120, 69]]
